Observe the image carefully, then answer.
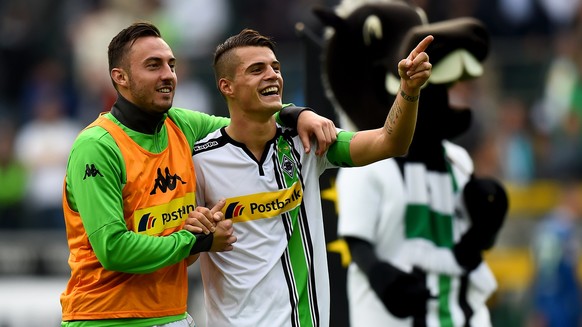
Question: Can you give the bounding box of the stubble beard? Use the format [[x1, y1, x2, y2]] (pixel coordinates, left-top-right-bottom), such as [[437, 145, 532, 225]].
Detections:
[[129, 80, 173, 113]]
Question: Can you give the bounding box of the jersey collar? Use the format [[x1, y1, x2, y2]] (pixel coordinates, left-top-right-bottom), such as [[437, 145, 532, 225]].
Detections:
[[110, 93, 166, 134]]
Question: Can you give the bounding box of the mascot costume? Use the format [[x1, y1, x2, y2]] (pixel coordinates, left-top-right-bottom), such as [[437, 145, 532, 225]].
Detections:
[[303, 0, 509, 326]]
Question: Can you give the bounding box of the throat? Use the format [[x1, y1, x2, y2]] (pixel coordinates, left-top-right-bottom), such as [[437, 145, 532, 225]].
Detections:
[[248, 145, 265, 162], [111, 94, 165, 134], [225, 124, 279, 162]]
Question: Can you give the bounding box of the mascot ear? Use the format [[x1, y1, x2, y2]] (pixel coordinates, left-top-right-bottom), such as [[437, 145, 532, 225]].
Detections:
[[312, 5, 348, 33]]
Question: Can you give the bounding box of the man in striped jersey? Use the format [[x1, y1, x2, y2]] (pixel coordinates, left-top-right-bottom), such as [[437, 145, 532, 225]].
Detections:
[[186, 28, 432, 327]]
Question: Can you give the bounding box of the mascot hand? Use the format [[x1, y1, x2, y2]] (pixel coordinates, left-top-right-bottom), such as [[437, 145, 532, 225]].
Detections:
[[398, 35, 433, 93], [453, 176, 509, 271], [367, 262, 432, 318]]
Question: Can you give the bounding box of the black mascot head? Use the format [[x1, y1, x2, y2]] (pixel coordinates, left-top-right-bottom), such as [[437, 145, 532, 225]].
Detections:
[[312, 0, 507, 274], [313, 0, 490, 164]]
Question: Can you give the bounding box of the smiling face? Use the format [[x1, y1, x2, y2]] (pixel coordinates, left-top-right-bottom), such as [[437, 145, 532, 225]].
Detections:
[[112, 36, 177, 114], [220, 46, 283, 117]]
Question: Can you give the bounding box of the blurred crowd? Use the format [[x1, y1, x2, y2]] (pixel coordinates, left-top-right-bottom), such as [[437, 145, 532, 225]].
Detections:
[[1, 0, 581, 228], [0, 0, 328, 229], [1, 0, 582, 326]]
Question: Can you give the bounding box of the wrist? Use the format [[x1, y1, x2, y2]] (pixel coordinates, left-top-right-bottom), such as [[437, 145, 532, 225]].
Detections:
[[399, 88, 419, 102], [279, 105, 314, 129], [190, 233, 214, 254]]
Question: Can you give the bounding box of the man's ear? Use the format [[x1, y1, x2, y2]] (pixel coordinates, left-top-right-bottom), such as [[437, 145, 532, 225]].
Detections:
[[218, 78, 233, 97], [111, 68, 128, 88]]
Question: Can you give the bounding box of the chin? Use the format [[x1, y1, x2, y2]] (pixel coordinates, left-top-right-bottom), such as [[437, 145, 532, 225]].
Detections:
[[263, 99, 282, 110], [152, 103, 172, 114]]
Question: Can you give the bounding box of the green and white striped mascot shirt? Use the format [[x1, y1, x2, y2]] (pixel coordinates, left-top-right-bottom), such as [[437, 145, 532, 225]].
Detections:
[[338, 140, 497, 327]]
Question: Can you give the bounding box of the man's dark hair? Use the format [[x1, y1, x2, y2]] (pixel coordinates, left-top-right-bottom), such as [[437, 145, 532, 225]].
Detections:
[[213, 29, 276, 85], [107, 22, 162, 83]]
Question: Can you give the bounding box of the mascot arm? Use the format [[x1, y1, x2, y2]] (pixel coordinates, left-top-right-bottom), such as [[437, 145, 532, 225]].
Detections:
[[346, 236, 433, 318], [396, 239, 465, 276], [453, 176, 509, 271]]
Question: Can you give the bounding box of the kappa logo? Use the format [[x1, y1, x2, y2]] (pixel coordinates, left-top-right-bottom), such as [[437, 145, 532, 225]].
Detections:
[[83, 164, 103, 179], [225, 201, 245, 219], [150, 167, 186, 195], [281, 155, 295, 178], [194, 140, 219, 152]]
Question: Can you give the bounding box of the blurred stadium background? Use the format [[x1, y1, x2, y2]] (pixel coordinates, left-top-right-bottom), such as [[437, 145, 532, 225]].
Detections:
[[1, 0, 582, 326]]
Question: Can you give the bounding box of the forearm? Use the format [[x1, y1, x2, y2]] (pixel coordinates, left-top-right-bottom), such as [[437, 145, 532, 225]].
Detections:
[[348, 85, 419, 166], [382, 85, 419, 152], [90, 223, 193, 273], [345, 237, 380, 274], [348, 34, 432, 165], [397, 239, 465, 276]]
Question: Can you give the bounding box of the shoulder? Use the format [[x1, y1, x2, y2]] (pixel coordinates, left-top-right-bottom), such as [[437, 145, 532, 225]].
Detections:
[[168, 107, 228, 125], [74, 123, 113, 147], [193, 129, 227, 156], [443, 140, 473, 173], [69, 122, 120, 163], [168, 108, 230, 142], [168, 107, 206, 119], [338, 158, 403, 192]]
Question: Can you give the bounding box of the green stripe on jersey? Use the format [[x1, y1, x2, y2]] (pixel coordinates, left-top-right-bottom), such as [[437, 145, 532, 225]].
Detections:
[[438, 275, 454, 327], [405, 205, 454, 248], [276, 136, 314, 327]]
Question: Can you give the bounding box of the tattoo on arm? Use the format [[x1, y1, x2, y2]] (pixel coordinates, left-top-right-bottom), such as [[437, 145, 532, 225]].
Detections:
[[400, 89, 419, 102], [384, 101, 403, 135]]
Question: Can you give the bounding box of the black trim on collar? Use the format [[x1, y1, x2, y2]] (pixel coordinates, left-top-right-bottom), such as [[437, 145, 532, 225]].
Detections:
[[110, 93, 166, 134]]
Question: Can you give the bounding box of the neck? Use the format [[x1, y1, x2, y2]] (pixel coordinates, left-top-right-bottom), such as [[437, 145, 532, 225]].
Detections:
[[110, 93, 166, 134], [226, 114, 277, 160]]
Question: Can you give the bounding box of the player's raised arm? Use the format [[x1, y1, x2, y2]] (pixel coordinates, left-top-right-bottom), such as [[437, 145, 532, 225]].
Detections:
[[348, 35, 433, 166]]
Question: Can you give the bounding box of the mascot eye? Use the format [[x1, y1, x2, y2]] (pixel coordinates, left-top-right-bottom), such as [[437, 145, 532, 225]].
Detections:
[[363, 15, 383, 46]]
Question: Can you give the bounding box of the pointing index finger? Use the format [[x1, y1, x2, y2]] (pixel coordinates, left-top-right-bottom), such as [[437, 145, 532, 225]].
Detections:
[[410, 35, 434, 58]]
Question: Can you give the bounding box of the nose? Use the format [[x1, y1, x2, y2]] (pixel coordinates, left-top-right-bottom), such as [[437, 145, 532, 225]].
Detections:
[[264, 66, 278, 80], [161, 64, 176, 81]]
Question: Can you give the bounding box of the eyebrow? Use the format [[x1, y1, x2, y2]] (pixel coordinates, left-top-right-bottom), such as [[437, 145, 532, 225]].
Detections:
[[144, 56, 176, 63], [247, 60, 280, 70]]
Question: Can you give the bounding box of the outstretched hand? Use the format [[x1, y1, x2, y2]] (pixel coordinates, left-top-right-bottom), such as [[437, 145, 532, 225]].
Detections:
[[398, 35, 433, 93]]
